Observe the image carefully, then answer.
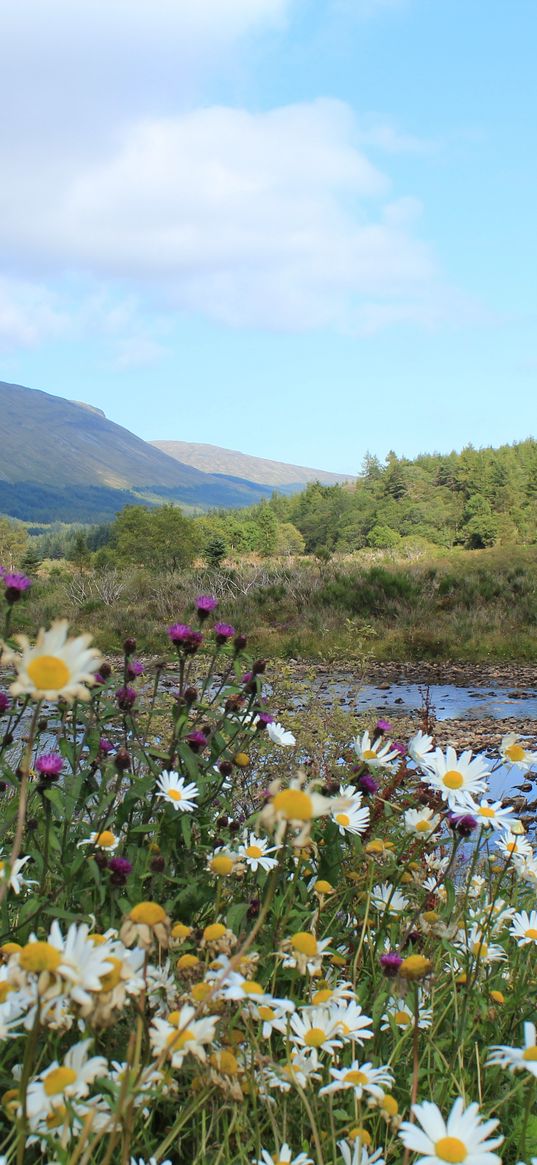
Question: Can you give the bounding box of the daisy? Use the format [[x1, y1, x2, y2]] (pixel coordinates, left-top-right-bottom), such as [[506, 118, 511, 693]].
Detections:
[[308, 980, 357, 1007], [6, 620, 101, 703], [289, 1006, 343, 1055], [381, 995, 433, 1031], [399, 1098, 503, 1165], [408, 730, 434, 766], [332, 800, 371, 836], [465, 798, 516, 831], [421, 747, 489, 808], [266, 722, 296, 747], [0, 853, 35, 894], [500, 732, 537, 770], [238, 832, 280, 872], [149, 1006, 218, 1068], [510, 909, 537, 946], [460, 925, 506, 966], [320, 1060, 393, 1099], [131, 1158, 172, 1165], [371, 883, 409, 915], [47, 921, 117, 1008], [330, 1000, 374, 1044], [25, 1039, 107, 1127], [78, 830, 120, 852], [496, 831, 534, 862], [404, 808, 442, 836], [338, 1144, 385, 1165], [487, 1021, 537, 1076], [260, 778, 336, 835], [250, 997, 295, 1037], [354, 731, 400, 770], [156, 771, 199, 812], [263, 1050, 322, 1092], [254, 1144, 313, 1165], [280, 931, 332, 976]]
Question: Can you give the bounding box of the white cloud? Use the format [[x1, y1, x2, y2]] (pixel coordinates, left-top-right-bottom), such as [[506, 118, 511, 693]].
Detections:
[[0, 280, 68, 351], [0, 100, 440, 331]]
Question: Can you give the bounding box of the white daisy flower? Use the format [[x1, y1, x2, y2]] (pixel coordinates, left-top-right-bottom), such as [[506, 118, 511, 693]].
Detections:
[[460, 925, 506, 966], [25, 1039, 108, 1127], [289, 1006, 343, 1055], [131, 1158, 172, 1165], [354, 731, 400, 770], [47, 921, 117, 1008], [156, 771, 199, 812], [280, 932, 332, 976], [404, 808, 442, 836], [371, 883, 409, 915], [330, 1000, 374, 1044], [263, 1050, 322, 1092], [149, 1006, 218, 1068], [496, 831, 534, 862], [500, 732, 537, 771], [308, 980, 357, 1007], [254, 1143, 313, 1165], [250, 997, 295, 1037], [510, 909, 537, 946], [408, 730, 434, 765], [266, 721, 297, 747], [487, 1021, 537, 1076], [0, 853, 36, 894], [78, 829, 120, 852], [320, 1060, 393, 1098], [399, 1097, 503, 1165], [338, 1143, 385, 1165], [381, 994, 433, 1031], [466, 798, 516, 831], [6, 620, 101, 703], [238, 832, 280, 872], [332, 800, 370, 836], [421, 746, 489, 808]]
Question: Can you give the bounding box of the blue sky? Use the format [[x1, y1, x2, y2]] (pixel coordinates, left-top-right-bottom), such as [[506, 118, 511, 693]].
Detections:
[[0, 0, 535, 474]]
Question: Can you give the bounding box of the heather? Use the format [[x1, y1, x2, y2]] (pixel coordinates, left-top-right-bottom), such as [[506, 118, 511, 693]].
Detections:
[[0, 577, 536, 1163]]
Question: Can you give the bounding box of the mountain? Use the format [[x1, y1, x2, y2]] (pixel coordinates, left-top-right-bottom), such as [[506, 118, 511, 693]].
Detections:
[[0, 380, 282, 522], [152, 441, 354, 488]]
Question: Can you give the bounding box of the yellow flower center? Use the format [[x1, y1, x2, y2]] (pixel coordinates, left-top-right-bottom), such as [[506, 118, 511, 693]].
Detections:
[[1, 943, 21, 957], [350, 1128, 372, 1146], [246, 845, 263, 859], [344, 1070, 368, 1085], [258, 1005, 275, 1021], [191, 982, 212, 1002], [0, 982, 13, 1003], [99, 957, 123, 992], [211, 1049, 239, 1075], [234, 753, 250, 768], [381, 1095, 398, 1115], [314, 880, 333, 894], [291, 932, 317, 956], [19, 941, 61, 973], [94, 830, 116, 849], [490, 990, 505, 1004], [443, 770, 464, 789], [27, 655, 70, 692], [435, 1137, 467, 1163], [472, 941, 488, 958], [46, 1105, 68, 1128], [130, 901, 166, 926], [177, 954, 199, 970], [506, 743, 526, 762], [203, 923, 226, 942], [400, 954, 432, 980], [273, 789, 314, 821], [172, 923, 192, 939], [394, 1010, 411, 1025], [312, 988, 333, 1004], [167, 789, 182, 801], [362, 749, 378, 759], [478, 806, 495, 818], [422, 910, 439, 923], [525, 928, 537, 940], [242, 980, 264, 995], [523, 1046, 537, 1061], [415, 819, 432, 831], [43, 1067, 78, 1097], [210, 855, 234, 875], [335, 813, 350, 827], [304, 1027, 327, 1047], [168, 1027, 195, 1050]]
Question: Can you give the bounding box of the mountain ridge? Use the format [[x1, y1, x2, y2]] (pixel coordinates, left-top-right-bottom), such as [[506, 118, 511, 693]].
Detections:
[[152, 440, 354, 487]]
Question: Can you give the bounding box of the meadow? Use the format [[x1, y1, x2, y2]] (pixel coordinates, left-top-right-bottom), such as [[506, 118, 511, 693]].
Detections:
[[0, 569, 537, 1163]]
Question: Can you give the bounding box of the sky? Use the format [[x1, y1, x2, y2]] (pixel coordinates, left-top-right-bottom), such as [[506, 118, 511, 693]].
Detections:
[[0, 0, 536, 474]]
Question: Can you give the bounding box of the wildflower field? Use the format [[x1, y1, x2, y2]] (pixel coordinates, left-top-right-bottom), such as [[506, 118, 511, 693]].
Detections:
[[1, 572, 537, 1165]]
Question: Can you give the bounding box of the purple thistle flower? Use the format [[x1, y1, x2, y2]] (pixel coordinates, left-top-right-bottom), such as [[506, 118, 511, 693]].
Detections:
[[3, 572, 31, 603], [256, 711, 275, 730], [186, 731, 208, 753], [358, 773, 379, 796], [126, 659, 144, 680], [92, 673, 107, 687], [115, 686, 137, 711], [167, 624, 203, 654], [449, 812, 478, 837], [373, 719, 393, 739], [392, 741, 407, 755], [108, 856, 133, 886], [99, 738, 114, 755], [195, 594, 218, 621], [214, 622, 236, 644], [0, 692, 10, 714], [380, 952, 403, 977], [35, 754, 63, 778]]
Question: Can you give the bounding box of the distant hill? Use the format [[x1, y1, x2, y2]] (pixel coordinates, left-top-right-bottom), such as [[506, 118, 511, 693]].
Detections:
[[0, 380, 285, 521], [152, 441, 354, 488]]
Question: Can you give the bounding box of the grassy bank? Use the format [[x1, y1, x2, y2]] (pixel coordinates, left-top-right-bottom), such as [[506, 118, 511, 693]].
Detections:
[[18, 544, 537, 664]]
